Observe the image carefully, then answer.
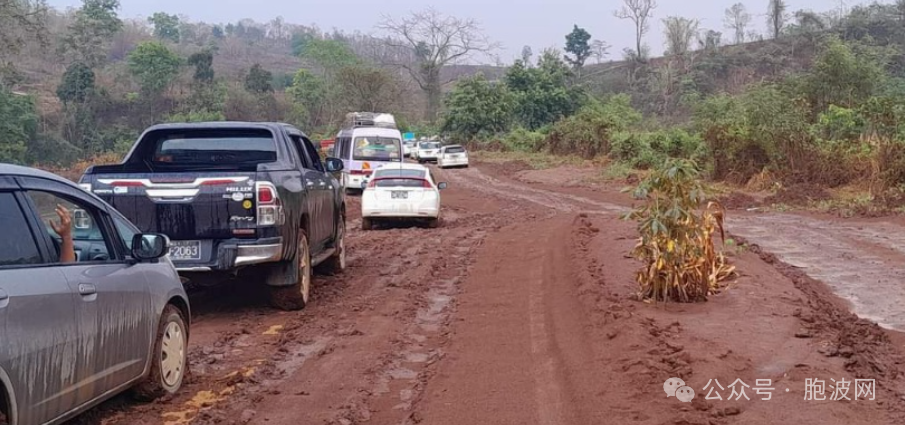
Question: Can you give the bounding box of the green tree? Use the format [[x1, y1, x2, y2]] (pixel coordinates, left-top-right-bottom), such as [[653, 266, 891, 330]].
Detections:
[[56, 62, 96, 104], [149, 12, 180, 42], [300, 38, 359, 75], [805, 37, 885, 111], [441, 73, 513, 141], [127, 41, 182, 96], [187, 50, 214, 84], [506, 50, 586, 130], [564, 25, 592, 77], [61, 0, 122, 67], [0, 88, 37, 163], [287, 69, 329, 128], [212, 25, 224, 39], [245, 64, 273, 94]]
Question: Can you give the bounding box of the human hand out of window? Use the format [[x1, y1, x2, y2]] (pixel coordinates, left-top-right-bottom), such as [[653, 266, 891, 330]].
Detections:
[[49, 204, 75, 263]]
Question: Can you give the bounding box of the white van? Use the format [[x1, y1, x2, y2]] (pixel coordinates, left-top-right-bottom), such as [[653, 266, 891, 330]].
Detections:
[[333, 113, 403, 193]]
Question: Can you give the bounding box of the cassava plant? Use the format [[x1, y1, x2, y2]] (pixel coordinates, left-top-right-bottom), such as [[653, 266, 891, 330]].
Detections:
[[624, 159, 736, 302]]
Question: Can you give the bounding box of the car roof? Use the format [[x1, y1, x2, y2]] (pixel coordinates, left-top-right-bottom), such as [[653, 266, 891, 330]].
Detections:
[[0, 163, 82, 189], [375, 163, 428, 172], [442, 144, 464, 149], [144, 121, 309, 137]]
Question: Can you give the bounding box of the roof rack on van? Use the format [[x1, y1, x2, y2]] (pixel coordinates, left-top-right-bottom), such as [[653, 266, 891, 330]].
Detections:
[[344, 112, 397, 129]]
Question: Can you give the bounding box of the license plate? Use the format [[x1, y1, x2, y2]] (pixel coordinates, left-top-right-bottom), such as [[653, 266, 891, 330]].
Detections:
[[391, 191, 408, 199], [168, 240, 201, 260], [451, 154, 460, 158]]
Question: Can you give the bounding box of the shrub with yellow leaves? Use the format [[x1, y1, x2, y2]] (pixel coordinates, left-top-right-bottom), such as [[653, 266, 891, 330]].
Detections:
[[623, 159, 736, 303]]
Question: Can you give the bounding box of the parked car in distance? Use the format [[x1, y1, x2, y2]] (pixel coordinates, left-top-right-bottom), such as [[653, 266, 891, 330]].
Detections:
[[437, 145, 469, 169], [403, 140, 416, 158], [415, 141, 442, 163], [361, 164, 447, 230], [0, 163, 191, 425], [79, 122, 346, 311]]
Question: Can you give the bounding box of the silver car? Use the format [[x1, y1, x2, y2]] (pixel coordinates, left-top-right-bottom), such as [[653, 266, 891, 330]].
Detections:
[[0, 164, 190, 425]]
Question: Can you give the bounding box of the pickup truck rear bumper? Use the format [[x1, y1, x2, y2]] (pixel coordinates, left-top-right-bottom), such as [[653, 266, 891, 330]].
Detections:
[[175, 237, 284, 272]]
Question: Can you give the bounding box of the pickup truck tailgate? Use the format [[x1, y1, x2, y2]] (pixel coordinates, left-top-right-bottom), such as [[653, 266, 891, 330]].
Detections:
[[92, 173, 258, 240]]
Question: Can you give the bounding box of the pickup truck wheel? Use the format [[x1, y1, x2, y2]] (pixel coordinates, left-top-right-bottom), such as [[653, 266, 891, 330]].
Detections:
[[317, 219, 346, 275], [362, 217, 374, 231], [133, 305, 188, 401], [269, 232, 311, 311]]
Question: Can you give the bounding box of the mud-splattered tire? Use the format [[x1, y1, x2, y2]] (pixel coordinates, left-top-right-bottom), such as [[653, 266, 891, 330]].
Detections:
[[269, 231, 311, 311], [133, 305, 188, 401], [427, 218, 440, 229], [317, 219, 346, 275], [362, 217, 374, 231]]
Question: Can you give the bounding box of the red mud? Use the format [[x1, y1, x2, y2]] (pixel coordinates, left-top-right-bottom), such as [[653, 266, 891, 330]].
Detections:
[[63, 161, 905, 425]]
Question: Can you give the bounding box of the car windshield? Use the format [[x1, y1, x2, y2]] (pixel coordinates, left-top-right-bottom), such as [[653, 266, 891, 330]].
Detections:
[[149, 129, 277, 165], [445, 146, 465, 153], [353, 137, 401, 162], [420, 142, 441, 150], [374, 178, 425, 188], [374, 168, 426, 179]]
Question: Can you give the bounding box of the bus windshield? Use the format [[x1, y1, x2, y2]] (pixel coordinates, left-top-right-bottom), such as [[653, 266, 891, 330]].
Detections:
[[353, 137, 402, 162]]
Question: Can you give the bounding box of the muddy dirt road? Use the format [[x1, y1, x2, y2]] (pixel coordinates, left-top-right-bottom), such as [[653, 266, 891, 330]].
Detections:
[[69, 163, 904, 425]]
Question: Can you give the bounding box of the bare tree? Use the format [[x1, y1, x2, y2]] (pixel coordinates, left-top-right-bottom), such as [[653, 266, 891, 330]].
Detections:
[[0, 0, 47, 60], [521, 45, 533, 65], [767, 0, 788, 39], [590, 39, 610, 63], [379, 8, 497, 122], [662, 16, 699, 57], [614, 0, 657, 60], [724, 3, 751, 45]]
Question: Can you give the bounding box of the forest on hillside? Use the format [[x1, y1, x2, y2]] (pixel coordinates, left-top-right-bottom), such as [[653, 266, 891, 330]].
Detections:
[[4, 0, 905, 203]]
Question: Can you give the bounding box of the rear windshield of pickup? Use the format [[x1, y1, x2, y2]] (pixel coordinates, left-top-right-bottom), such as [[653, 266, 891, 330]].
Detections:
[[145, 129, 277, 166]]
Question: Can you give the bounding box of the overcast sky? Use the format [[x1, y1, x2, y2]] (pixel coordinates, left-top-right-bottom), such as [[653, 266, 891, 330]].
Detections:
[[48, 0, 859, 61]]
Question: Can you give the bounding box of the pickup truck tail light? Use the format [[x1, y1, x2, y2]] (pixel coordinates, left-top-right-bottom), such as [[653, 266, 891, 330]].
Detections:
[[256, 181, 283, 226]]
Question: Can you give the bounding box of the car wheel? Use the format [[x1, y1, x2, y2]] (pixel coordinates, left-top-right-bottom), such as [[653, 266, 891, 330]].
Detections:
[[362, 217, 374, 231], [269, 231, 311, 311], [427, 217, 440, 229], [317, 218, 346, 275], [133, 305, 188, 401]]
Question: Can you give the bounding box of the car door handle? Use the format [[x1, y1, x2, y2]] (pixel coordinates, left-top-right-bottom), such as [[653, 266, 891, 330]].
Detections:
[[78, 283, 97, 296]]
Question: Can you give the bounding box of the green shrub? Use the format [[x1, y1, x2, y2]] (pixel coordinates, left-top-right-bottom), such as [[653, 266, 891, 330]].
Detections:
[[545, 95, 642, 158], [501, 127, 545, 152]]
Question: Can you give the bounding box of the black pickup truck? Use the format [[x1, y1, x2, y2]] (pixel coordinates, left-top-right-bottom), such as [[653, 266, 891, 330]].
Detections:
[[79, 122, 346, 310]]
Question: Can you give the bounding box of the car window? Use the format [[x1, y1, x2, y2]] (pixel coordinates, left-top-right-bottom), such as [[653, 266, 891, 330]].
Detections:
[[113, 215, 138, 254], [290, 135, 313, 170], [0, 192, 42, 267], [25, 191, 116, 263], [354, 137, 401, 162], [149, 129, 277, 165], [421, 142, 441, 150], [374, 169, 426, 179], [445, 146, 465, 153], [374, 179, 425, 188], [301, 137, 325, 172]]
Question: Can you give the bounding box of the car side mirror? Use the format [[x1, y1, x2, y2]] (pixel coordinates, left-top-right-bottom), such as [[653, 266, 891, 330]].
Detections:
[[132, 233, 169, 261], [325, 157, 344, 172], [438, 182, 448, 190], [361, 180, 368, 189]]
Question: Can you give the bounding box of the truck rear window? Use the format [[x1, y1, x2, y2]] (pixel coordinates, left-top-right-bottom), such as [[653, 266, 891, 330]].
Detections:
[[149, 130, 277, 165]]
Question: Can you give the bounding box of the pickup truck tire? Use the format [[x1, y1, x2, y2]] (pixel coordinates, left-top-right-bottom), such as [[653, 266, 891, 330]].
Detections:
[[133, 305, 188, 401], [362, 217, 374, 231], [269, 231, 311, 311], [317, 219, 346, 275]]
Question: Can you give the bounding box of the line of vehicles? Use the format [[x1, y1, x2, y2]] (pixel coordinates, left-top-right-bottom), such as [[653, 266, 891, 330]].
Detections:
[[0, 112, 469, 425]]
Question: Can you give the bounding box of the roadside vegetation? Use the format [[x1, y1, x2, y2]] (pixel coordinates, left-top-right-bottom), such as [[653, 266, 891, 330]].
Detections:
[[625, 159, 736, 303]]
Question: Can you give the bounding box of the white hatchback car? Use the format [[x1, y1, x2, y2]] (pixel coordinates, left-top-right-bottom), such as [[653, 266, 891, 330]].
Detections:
[[437, 144, 469, 168], [361, 164, 447, 230], [415, 141, 442, 163]]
